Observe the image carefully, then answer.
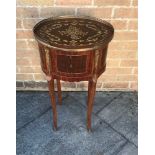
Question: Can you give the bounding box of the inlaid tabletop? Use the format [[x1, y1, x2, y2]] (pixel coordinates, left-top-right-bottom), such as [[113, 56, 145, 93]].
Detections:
[[33, 16, 114, 51]]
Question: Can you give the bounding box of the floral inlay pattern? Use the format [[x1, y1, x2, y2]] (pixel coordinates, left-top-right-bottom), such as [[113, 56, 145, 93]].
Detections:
[[34, 17, 114, 49], [60, 25, 88, 40]]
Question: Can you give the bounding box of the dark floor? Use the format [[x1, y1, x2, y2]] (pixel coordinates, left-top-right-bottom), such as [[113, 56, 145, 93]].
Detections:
[[16, 91, 138, 155]]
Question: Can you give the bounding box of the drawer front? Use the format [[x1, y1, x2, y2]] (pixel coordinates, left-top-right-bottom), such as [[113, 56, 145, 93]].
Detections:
[[57, 55, 87, 73], [53, 51, 93, 77]]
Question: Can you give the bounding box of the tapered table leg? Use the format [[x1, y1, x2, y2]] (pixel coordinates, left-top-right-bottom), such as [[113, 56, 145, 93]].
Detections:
[[87, 80, 96, 131], [48, 79, 57, 130], [87, 80, 92, 107], [56, 79, 62, 105]]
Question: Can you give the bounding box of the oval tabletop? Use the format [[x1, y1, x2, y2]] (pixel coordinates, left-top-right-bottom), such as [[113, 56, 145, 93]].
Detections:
[[33, 16, 114, 51]]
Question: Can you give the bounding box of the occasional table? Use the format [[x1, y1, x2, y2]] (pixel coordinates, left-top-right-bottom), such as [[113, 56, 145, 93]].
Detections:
[[33, 16, 114, 131]]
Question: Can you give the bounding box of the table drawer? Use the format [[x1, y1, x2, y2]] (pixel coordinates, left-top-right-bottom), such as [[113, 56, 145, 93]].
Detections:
[[53, 51, 93, 77], [57, 55, 87, 73]]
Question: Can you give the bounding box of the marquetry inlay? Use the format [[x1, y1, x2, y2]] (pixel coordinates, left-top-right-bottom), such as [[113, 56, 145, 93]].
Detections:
[[33, 16, 114, 50]]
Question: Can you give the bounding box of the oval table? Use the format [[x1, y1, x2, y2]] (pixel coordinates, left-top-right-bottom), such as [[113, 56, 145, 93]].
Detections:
[[33, 16, 114, 131]]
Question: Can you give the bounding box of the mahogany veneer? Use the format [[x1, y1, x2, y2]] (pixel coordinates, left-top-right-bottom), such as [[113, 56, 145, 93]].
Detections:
[[33, 16, 114, 131]]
